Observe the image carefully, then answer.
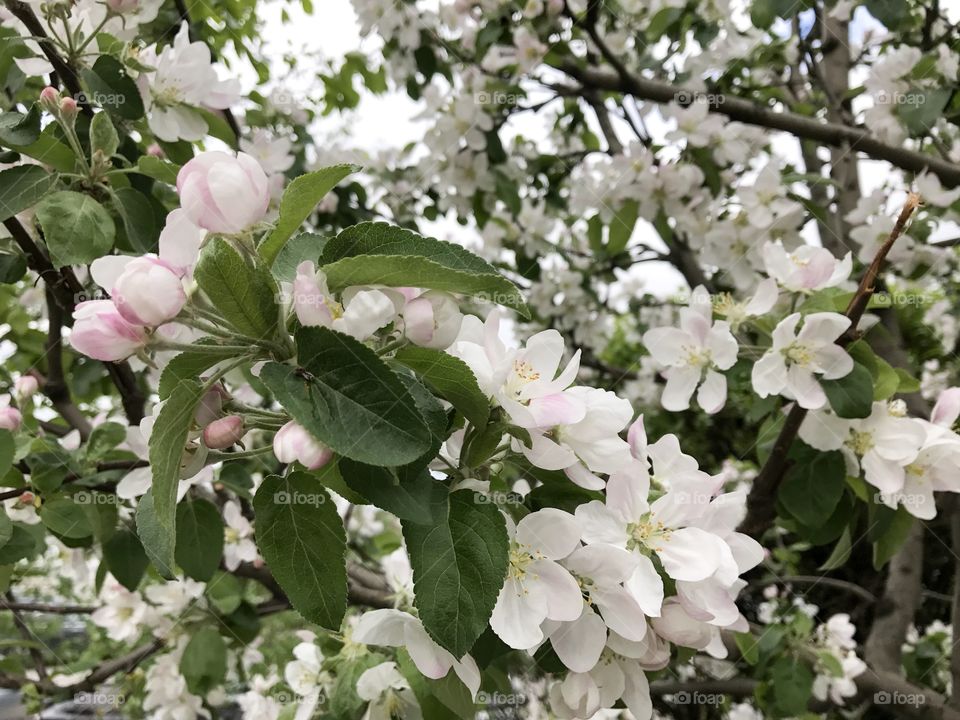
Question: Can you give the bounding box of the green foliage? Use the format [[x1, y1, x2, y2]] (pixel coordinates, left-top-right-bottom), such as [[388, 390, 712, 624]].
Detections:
[[0, 164, 58, 222], [253, 472, 346, 629], [175, 498, 224, 582], [179, 627, 227, 695], [394, 346, 490, 428], [35, 191, 116, 266]]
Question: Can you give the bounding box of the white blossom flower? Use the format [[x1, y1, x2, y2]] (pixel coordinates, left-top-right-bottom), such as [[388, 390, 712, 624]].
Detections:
[[357, 662, 422, 720], [223, 500, 259, 571]]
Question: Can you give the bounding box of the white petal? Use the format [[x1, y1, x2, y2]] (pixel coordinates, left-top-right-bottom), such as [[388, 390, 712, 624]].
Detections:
[[516, 509, 581, 560], [532, 559, 584, 622], [549, 605, 607, 672], [696, 370, 727, 414], [660, 366, 701, 412], [625, 554, 664, 617]]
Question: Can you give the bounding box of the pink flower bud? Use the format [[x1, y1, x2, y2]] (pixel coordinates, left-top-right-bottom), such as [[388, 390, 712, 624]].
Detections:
[[39, 86, 60, 112], [932, 387, 960, 428], [273, 421, 333, 470], [147, 144, 164, 158], [14, 375, 39, 400], [176, 151, 270, 234], [106, 0, 139, 12], [59, 97, 78, 123], [69, 300, 147, 362], [195, 387, 225, 427], [203, 415, 244, 449], [111, 256, 186, 326], [0, 407, 22, 432], [402, 291, 463, 349], [292, 261, 336, 328]]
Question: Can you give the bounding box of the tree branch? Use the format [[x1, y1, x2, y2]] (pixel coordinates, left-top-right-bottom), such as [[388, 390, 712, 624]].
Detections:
[[739, 194, 920, 538], [552, 61, 960, 188], [44, 288, 92, 440]]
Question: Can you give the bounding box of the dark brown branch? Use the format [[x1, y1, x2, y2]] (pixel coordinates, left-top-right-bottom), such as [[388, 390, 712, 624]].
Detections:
[[0, 600, 95, 614], [6, 591, 47, 681], [739, 194, 920, 538], [44, 288, 92, 440], [553, 61, 960, 188]]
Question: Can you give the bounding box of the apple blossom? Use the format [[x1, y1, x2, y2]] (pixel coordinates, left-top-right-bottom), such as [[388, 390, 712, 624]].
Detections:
[[353, 609, 480, 697], [0, 404, 22, 432], [177, 151, 271, 233], [284, 642, 330, 720], [273, 421, 333, 469], [931, 387, 960, 428], [751, 312, 854, 410], [547, 652, 652, 720], [402, 290, 463, 349], [643, 285, 739, 414], [711, 277, 779, 330], [222, 500, 258, 570], [69, 300, 148, 361], [490, 508, 583, 649], [763, 241, 852, 293], [14, 375, 38, 400], [110, 256, 188, 326], [356, 662, 422, 720]]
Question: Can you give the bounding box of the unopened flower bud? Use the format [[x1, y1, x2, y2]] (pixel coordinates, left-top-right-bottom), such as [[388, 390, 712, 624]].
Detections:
[[147, 143, 164, 157], [39, 86, 61, 113], [203, 415, 244, 449], [15, 375, 39, 400], [273, 421, 333, 470], [59, 96, 78, 122], [0, 406, 22, 432]]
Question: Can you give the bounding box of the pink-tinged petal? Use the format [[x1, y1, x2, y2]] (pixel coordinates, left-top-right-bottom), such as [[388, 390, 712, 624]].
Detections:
[[90, 255, 134, 291], [786, 364, 827, 410], [527, 392, 587, 427], [696, 370, 727, 414], [625, 554, 664, 617], [533, 559, 584, 622], [564, 463, 605, 491], [549, 605, 606, 673], [650, 598, 713, 650], [932, 388, 960, 427], [400, 296, 436, 346], [620, 658, 653, 720], [517, 509, 581, 560], [451, 655, 481, 699], [158, 208, 205, 273], [679, 306, 711, 345], [520, 432, 577, 471], [660, 366, 701, 412], [627, 416, 647, 460]]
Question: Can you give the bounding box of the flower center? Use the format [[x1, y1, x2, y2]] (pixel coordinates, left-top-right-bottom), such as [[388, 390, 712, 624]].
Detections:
[[847, 429, 875, 456], [626, 514, 670, 553], [505, 359, 541, 398], [224, 527, 240, 544], [684, 345, 712, 368], [783, 341, 813, 367], [507, 542, 543, 588]]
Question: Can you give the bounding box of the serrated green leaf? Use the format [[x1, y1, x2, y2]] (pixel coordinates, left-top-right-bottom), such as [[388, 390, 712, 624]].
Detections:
[[136, 491, 175, 579], [194, 237, 281, 340], [179, 627, 226, 695], [259, 327, 432, 467], [103, 529, 149, 590], [39, 497, 92, 539], [404, 489, 509, 657], [0, 164, 58, 222], [80, 55, 144, 119], [35, 191, 115, 266], [820, 362, 874, 419], [253, 472, 346, 629], [779, 446, 846, 528], [339, 460, 445, 523], [320, 222, 528, 317], [135, 155, 180, 184], [394, 346, 490, 428], [176, 498, 224, 581], [0, 106, 40, 147], [259, 164, 358, 264], [158, 343, 240, 399], [89, 111, 118, 157]]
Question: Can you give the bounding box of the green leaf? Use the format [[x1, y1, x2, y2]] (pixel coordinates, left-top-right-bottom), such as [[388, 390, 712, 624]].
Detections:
[[135, 155, 180, 184], [0, 524, 39, 565], [114, 187, 159, 254], [10, 126, 75, 172], [103, 529, 149, 590], [271, 231, 328, 282], [394, 347, 490, 428], [0, 430, 13, 478], [158, 343, 241, 399], [607, 199, 638, 256], [259, 164, 358, 264], [864, 0, 910, 27], [89, 111, 119, 157], [873, 507, 915, 569], [146, 380, 206, 576], [0, 253, 27, 283], [253, 472, 347, 629], [819, 525, 854, 571], [404, 489, 509, 657], [175, 499, 224, 581], [259, 327, 432, 466], [80, 55, 144, 119], [194, 237, 281, 340], [779, 447, 846, 528], [35, 191, 116, 266], [0, 511, 11, 550], [135, 491, 176, 579], [339, 460, 445, 523], [320, 222, 529, 317], [770, 656, 814, 716], [0, 106, 40, 147], [897, 87, 952, 134], [84, 421, 126, 462], [0, 165, 58, 222], [39, 498, 93, 539], [872, 355, 900, 401], [820, 362, 874, 419], [206, 571, 243, 615], [895, 368, 921, 394], [179, 627, 227, 695], [734, 632, 760, 665]]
